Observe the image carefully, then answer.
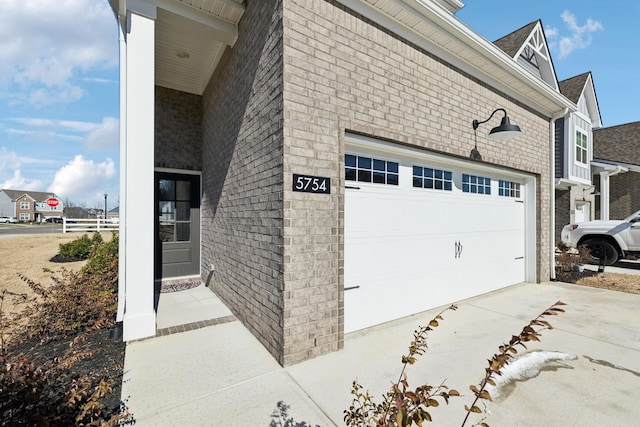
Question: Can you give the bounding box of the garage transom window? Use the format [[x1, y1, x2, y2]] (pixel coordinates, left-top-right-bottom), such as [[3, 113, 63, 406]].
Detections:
[[413, 166, 452, 190], [462, 174, 491, 194], [499, 180, 521, 198], [345, 154, 398, 185]]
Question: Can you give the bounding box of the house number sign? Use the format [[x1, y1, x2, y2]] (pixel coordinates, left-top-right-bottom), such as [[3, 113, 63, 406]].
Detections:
[[293, 174, 330, 194]]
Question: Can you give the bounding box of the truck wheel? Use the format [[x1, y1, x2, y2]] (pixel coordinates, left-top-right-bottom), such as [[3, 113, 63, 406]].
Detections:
[[583, 239, 619, 266]]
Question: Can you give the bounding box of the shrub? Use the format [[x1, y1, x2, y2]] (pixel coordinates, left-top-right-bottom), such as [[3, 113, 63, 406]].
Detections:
[[58, 233, 93, 260], [0, 232, 131, 426], [555, 243, 592, 283]]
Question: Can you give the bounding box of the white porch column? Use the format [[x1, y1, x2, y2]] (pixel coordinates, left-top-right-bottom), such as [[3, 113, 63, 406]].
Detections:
[[122, 6, 157, 341], [599, 172, 610, 221]]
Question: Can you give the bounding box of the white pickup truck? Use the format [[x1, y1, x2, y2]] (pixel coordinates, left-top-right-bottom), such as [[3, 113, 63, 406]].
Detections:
[[561, 209, 640, 265]]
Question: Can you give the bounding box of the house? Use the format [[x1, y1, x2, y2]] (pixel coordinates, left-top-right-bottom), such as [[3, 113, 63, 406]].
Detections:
[[0, 189, 64, 222], [489, 22, 603, 243], [107, 206, 120, 222], [109, 0, 576, 365], [592, 121, 640, 220], [553, 71, 602, 239]]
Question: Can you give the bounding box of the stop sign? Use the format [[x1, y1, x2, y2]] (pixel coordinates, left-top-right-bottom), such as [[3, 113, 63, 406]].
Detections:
[[46, 197, 60, 207]]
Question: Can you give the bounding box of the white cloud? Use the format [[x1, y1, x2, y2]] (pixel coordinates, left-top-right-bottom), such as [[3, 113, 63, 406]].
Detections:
[[547, 10, 604, 59], [1, 169, 44, 191], [84, 117, 119, 151], [0, 147, 22, 172], [47, 155, 116, 206], [0, 0, 117, 108], [4, 117, 118, 145]]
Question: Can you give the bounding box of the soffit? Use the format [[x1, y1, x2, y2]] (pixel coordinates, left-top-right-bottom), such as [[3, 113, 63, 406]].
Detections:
[[153, 0, 244, 95]]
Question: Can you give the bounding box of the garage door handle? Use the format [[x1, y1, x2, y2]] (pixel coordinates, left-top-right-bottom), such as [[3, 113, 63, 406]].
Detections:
[[455, 241, 463, 258], [345, 285, 360, 291], [346, 185, 361, 190], [514, 256, 524, 260]]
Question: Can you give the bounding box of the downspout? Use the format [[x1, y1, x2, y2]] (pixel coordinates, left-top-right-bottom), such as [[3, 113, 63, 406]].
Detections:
[[116, 10, 127, 327], [549, 108, 568, 281]]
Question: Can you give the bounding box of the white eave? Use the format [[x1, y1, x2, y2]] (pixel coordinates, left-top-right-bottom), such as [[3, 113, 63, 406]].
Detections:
[[592, 159, 639, 173], [338, 0, 576, 117], [110, 0, 245, 95]]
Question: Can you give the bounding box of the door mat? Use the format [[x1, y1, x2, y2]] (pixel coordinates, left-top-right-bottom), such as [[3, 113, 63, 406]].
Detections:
[[156, 279, 202, 293]]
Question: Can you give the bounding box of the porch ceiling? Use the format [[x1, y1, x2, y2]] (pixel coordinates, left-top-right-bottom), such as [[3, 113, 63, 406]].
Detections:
[[154, 0, 245, 95]]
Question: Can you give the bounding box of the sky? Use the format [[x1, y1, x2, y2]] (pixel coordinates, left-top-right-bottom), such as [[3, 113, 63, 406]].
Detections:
[[0, 1, 638, 209], [0, 0, 119, 209], [456, 0, 640, 127]]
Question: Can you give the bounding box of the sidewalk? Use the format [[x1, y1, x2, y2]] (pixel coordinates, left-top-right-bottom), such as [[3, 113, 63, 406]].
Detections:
[[122, 282, 640, 426]]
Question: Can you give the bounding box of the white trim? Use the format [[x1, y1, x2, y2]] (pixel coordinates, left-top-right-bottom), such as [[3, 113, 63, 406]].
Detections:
[[592, 160, 638, 173], [148, 0, 239, 45], [155, 169, 203, 279], [574, 126, 589, 167], [154, 167, 202, 175]]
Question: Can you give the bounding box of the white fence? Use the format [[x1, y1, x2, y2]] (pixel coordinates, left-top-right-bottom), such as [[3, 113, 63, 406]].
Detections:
[[63, 218, 119, 233]]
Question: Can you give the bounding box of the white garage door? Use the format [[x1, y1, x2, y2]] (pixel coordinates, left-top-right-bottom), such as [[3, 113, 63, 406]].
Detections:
[[344, 136, 533, 333]]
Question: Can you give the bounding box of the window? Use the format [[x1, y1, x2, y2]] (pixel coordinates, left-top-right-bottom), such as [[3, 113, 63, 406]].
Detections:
[[462, 174, 491, 194], [499, 180, 521, 198], [19, 213, 29, 221], [19, 201, 30, 209], [345, 154, 399, 185], [158, 178, 192, 243], [413, 166, 452, 190], [576, 130, 588, 164]]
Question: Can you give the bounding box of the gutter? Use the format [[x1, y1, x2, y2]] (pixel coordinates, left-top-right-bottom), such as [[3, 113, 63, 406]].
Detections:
[[549, 108, 568, 281]]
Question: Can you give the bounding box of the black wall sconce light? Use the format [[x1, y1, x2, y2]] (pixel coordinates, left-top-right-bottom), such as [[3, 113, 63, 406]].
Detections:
[[582, 185, 600, 200], [471, 108, 522, 160]]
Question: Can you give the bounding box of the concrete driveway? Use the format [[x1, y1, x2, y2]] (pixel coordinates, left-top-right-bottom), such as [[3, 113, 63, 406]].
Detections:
[[122, 281, 640, 426]]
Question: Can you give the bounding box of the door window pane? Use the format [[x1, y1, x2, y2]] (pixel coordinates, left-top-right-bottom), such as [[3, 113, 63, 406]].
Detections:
[[176, 180, 191, 200], [159, 224, 174, 242], [159, 180, 176, 200], [176, 223, 190, 242], [176, 201, 191, 221]]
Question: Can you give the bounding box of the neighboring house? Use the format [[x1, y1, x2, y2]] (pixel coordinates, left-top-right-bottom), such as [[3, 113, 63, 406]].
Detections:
[[0, 189, 64, 222], [490, 22, 603, 243], [592, 121, 640, 220], [107, 206, 120, 221], [109, 0, 575, 365], [553, 72, 602, 239]]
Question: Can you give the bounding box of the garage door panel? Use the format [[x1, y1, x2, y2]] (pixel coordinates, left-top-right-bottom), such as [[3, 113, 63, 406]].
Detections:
[[344, 144, 528, 333]]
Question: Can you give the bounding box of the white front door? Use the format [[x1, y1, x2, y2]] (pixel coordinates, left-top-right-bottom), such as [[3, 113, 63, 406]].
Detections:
[[575, 201, 590, 223]]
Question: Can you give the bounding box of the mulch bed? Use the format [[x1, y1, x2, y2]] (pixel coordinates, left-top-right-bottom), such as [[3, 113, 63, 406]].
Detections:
[[2, 328, 126, 425], [49, 254, 86, 263]]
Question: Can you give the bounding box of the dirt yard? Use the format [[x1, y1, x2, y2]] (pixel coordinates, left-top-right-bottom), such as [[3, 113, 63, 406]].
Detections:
[[574, 269, 640, 294], [0, 231, 115, 315]]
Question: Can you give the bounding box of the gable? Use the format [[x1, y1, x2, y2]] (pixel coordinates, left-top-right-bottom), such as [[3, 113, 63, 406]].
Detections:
[[494, 20, 558, 91], [559, 72, 602, 128]]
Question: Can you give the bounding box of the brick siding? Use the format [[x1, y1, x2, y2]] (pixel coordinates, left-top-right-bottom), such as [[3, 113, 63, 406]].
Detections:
[[200, 1, 286, 364], [596, 173, 640, 220], [155, 86, 202, 170]]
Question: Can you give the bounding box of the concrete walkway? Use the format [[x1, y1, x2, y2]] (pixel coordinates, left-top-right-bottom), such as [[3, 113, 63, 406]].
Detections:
[[122, 282, 640, 426]]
